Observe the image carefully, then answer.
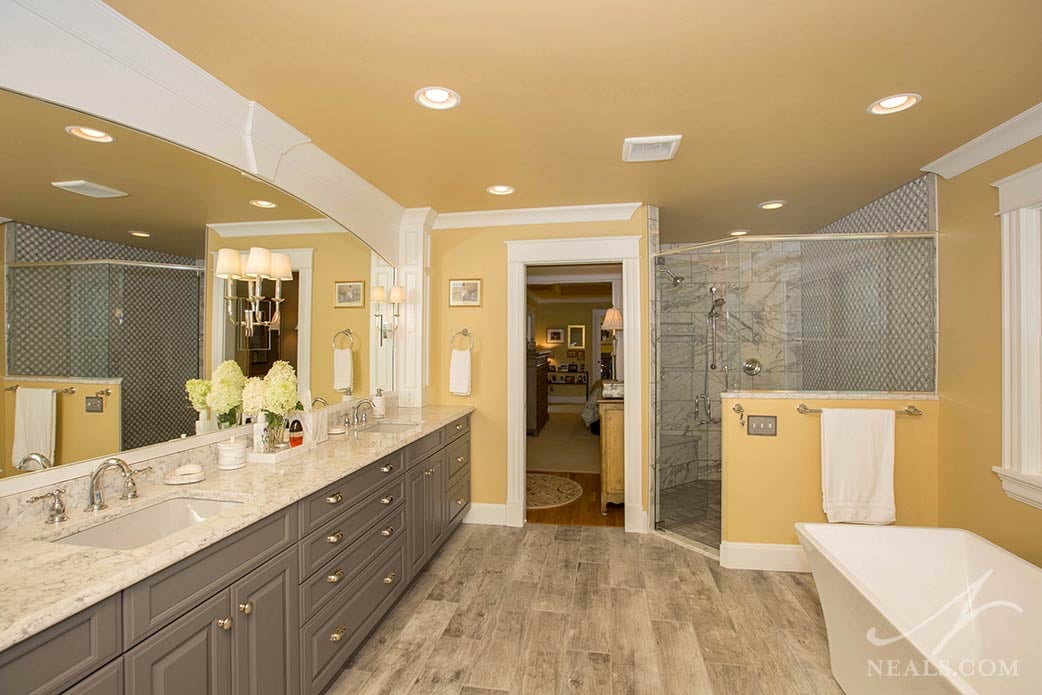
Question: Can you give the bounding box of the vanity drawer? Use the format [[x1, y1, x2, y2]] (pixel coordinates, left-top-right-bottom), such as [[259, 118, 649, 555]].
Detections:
[[64, 657, 123, 695], [0, 595, 121, 695], [299, 477, 405, 579], [446, 434, 470, 484], [299, 504, 405, 623], [404, 430, 444, 467], [301, 537, 407, 695], [299, 451, 403, 535], [123, 506, 297, 647], [445, 415, 470, 444], [447, 471, 471, 529]]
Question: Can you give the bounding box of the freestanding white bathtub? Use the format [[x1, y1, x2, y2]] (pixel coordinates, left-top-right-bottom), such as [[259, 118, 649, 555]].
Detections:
[[795, 523, 1041, 694]]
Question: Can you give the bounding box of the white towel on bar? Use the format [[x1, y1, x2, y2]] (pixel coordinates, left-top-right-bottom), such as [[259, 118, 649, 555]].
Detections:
[[449, 348, 471, 396], [12, 387, 57, 468], [333, 348, 353, 393], [820, 408, 896, 524]]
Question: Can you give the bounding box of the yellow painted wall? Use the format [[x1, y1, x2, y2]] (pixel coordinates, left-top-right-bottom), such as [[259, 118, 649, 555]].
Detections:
[[205, 230, 372, 403], [721, 396, 939, 545], [429, 210, 649, 508], [1, 380, 122, 477], [937, 138, 1042, 567]]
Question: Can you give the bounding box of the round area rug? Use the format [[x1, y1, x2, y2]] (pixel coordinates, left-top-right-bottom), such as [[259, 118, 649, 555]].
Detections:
[[526, 473, 583, 510]]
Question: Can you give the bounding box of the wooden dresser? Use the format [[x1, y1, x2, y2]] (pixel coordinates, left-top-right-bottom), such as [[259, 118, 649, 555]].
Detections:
[[526, 350, 550, 435], [598, 398, 625, 513]]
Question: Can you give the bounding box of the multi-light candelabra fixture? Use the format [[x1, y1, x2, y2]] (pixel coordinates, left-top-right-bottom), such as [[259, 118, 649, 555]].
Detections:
[[371, 284, 404, 346], [215, 247, 293, 338]]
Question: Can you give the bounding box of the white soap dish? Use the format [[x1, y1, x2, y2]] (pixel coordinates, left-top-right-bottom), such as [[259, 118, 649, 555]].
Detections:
[[327, 427, 346, 436], [164, 471, 205, 485]]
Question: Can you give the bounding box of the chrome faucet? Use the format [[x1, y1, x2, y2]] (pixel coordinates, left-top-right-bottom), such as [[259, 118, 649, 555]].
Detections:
[[16, 453, 52, 471], [352, 399, 375, 427], [85, 458, 151, 512], [27, 488, 67, 524], [311, 397, 329, 408]]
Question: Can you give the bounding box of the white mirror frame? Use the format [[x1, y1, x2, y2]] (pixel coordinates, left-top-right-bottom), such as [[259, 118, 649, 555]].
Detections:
[[995, 162, 1042, 508]]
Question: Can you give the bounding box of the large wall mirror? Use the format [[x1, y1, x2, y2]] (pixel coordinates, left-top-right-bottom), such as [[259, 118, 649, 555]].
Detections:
[[0, 88, 395, 481]]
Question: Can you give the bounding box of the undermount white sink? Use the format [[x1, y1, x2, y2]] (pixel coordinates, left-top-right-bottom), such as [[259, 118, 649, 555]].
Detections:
[[55, 497, 242, 550], [359, 423, 419, 434]]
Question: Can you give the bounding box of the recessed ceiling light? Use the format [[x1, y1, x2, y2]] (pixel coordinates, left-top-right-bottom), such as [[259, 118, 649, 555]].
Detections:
[[486, 184, 515, 195], [729, 229, 750, 237], [65, 125, 115, 143], [129, 231, 151, 238], [249, 199, 277, 209], [758, 200, 787, 210], [867, 93, 922, 115], [414, 86, 461, 110]]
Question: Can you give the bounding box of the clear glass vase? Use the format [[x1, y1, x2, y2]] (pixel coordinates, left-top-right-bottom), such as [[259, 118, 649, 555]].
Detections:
[[261, 412, 285, 453], [216, 408, 240, 430]]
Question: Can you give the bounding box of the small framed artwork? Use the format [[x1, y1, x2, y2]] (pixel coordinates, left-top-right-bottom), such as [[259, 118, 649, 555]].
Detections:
[[564, 375, 576, 384], [568, 363, 578, 373], [449, 279, 482, 307], [546, 327, 564, 344], [567, 324, 586, 349], [334, 281, 365, 308], [601, 329, 612, 344], [578, 373, 588, 384], [566, 349, 577, 358]]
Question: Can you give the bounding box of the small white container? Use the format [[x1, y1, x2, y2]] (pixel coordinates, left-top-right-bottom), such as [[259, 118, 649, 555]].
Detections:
[[217, 438, 248, 470]]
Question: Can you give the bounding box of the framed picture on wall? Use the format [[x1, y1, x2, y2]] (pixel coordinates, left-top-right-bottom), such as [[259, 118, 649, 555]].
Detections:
[[449, 279, 482, 307], [334, 281, 365, 308], [546, 327, 564, 344], [567, 324, 586, 349]]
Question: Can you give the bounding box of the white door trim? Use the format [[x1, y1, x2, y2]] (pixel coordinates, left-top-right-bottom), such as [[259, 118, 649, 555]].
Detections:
[[208, 247, 313, 399], [505, 235, 645, 532]]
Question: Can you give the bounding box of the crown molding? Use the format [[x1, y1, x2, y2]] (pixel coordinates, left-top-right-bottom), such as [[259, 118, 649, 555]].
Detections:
[[922, 101, 1042, 180], [208, 218, 344, 237], [433, 203, 642, 230], [992, 161, 1042, 213]]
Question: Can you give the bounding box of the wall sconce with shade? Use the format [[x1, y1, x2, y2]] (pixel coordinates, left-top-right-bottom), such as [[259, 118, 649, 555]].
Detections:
[[216, 246, 293, 338], [371, 284, 404, 346], [602, 306, 623, 381]]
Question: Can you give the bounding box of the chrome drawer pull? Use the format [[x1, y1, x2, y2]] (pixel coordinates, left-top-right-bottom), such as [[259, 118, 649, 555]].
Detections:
[[456, 498, 465, 506], [455, 456, 465, 464], [380, 464, 394, 473], [329, 626, 347, 642], [380, 496, 394, 505], [326, 492, 343, 505], [455, 423, 463, 430], [217, 617, 233, 631], [238, 601, 253, 616], [327, 569, 345, 584], [327, 531, 344, 544], [383, 572, 397, 585], [423, 468, 434, 477], [380, 526, 394, 537]]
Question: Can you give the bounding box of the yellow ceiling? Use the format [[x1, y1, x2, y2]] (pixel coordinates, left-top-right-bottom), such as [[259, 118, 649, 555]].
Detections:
[[0, 89, 320, 257], [106, 1, 1042, 241]]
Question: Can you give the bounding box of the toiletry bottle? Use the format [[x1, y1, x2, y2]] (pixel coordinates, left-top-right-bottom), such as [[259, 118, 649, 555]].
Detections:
[[289, 419, 304, 448]]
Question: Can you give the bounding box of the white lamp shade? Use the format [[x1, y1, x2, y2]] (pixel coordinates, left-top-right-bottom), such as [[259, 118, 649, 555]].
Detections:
[[244, 247, 272, 278], [270, 253, 293, 281], [371, 285, 387, 303], [602, 306, 624, 331], [214, 248, 242, 279], [388, 285, 405, 304]]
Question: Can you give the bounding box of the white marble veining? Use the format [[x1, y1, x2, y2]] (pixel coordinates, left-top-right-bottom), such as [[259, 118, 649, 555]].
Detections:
[[0, 405, 473, 653], [723, 390, 938, 400]]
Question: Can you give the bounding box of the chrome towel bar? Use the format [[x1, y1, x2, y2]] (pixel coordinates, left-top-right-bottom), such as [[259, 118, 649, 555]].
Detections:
[[4, 384, 77, 394], [796, 403, 923, 416]]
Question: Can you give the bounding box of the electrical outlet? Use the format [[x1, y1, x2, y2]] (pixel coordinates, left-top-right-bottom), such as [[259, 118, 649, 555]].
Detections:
[[85, 396, 104, 413], [747, 415, 777, 436]]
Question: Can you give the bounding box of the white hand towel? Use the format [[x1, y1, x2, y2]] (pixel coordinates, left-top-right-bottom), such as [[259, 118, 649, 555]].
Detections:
[[333, 348, 353, 393], [12, 387, 57, 468], [449, 348, 472, 396], [820, 408, 896, 524]]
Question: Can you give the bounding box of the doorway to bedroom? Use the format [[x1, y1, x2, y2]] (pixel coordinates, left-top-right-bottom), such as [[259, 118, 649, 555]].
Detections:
[[524, 263, 624, 527]]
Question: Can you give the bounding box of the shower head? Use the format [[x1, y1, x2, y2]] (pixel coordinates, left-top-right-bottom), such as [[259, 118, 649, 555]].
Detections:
[[657, 266, 685, 288], [708, 287, 726, 317]]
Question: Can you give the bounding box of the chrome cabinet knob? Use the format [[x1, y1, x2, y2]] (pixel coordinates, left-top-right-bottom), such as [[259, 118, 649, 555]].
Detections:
[[383, 572, 397, 585], [380, 464, 394, 473], [380, 526, 394, 537], [327, 569, 345, 584], [455, 423, 463, 430], [329, 625, 347, 642], [327, 531, 344, 544], [326, 492, 343, 505], [238, 601, 254, 616], [380, 496, 394, 505], [456, 498, 465, 506], [217, 617, 233, 631], [455, 456, 465, 464]]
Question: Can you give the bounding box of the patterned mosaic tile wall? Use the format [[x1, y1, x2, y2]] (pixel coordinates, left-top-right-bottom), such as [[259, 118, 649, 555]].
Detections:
[[5, 222, 202, 450], [815, 174, 936, 234]]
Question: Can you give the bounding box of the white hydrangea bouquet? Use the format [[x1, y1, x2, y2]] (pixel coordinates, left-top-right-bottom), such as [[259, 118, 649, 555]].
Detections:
[[242, 360, 302, 452], [185, 378, 211, 413], [206, 360, 248, 429]]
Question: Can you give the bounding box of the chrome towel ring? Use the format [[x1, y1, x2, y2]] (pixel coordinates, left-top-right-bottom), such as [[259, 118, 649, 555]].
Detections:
[[332, 329, 355, 350], [450, 328, 474, 351]]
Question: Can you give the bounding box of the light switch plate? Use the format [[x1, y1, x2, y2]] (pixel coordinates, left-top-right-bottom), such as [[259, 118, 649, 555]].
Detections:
[[747, 415, 777, 436], [85, 396, 104, 413]]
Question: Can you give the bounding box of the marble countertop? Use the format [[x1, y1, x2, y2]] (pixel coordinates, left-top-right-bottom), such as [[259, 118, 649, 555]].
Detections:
[[0, 405, 473, 653], [723, 390, 939, 400]]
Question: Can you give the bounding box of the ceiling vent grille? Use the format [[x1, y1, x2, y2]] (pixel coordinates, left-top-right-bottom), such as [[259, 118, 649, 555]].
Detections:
[[50, 180, 128, 199], [622, 135, 682, 162]]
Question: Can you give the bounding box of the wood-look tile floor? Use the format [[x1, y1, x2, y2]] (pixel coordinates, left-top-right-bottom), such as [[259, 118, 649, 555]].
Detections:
[[658, 480, 722, 548], [331, 524, 841, 695]]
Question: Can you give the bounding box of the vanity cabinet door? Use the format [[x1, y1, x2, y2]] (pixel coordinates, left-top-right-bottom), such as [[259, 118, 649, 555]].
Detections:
[[124, 590, 232, 695], [229, 547, 299, 695], [405, 464, 430, 579], [427, 452, 447, 553]]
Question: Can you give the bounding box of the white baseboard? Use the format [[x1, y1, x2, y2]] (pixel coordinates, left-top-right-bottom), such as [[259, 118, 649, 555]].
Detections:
[[462, 503, 510, 526], [720, 541, 810, 573]]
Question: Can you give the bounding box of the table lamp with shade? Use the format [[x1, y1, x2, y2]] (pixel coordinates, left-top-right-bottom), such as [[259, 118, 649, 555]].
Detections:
[[602, 306, 623, 386]]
